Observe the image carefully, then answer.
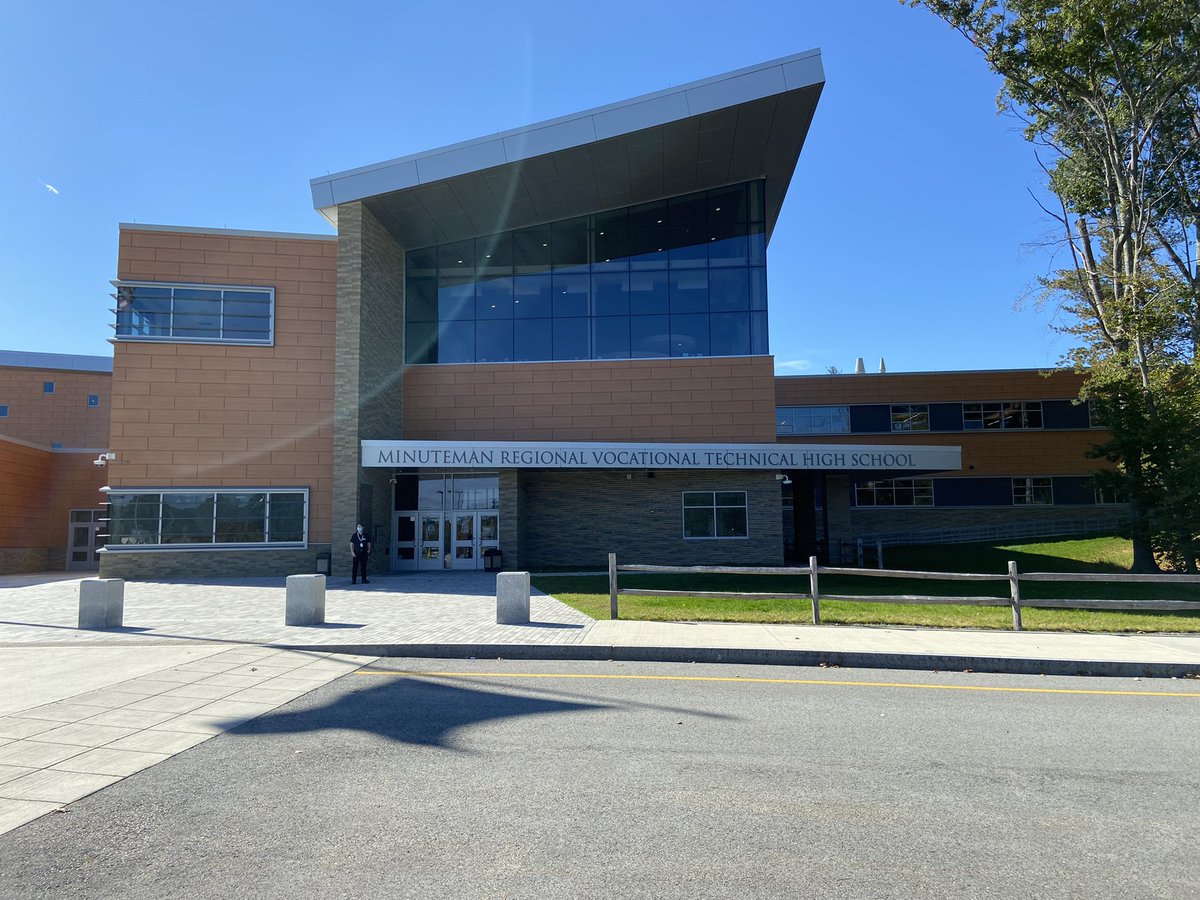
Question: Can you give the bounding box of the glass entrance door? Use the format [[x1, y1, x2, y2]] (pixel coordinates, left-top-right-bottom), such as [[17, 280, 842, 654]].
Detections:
[[450, 513, 477, 570], [67, 509, 106, 571], [393, 513, 418, 570], [390, 473, 500, 571], [417, 513, 444, 570]]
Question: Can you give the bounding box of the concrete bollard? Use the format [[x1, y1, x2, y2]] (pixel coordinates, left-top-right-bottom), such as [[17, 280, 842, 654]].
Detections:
[[496, 571, 531, 625], [78, 578, 124, 629], [285, 574, 326, 626]]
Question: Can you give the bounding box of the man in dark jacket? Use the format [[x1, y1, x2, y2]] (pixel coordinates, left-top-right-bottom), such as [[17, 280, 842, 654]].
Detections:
[[350, 524, 372, 584]]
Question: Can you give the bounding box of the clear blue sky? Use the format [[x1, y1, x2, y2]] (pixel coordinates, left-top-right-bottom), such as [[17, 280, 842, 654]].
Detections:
[[0, 0, 1074, 374]]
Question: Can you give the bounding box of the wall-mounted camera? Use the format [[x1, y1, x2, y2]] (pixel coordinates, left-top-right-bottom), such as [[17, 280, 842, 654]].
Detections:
[[93, 451, 116, 467]]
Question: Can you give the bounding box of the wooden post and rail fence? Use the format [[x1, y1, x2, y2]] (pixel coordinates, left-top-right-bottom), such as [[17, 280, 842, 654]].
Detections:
[[605, 553, 1200, 630]]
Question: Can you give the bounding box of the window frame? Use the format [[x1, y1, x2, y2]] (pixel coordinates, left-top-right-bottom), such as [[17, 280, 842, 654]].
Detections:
[[43, 381, 55, 395], [681, 490, 749, 540], [99, 487, 309, 550], [963, 400, 1044, 430], [1011, 477, 1054, 505], [890, 404, 929, 432], [854, 478, 935, 507], [776, 405, 850, 435], [113, 281, 276, 347]]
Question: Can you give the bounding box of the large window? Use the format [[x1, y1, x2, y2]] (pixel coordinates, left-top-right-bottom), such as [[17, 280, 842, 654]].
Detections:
[[963, 401, 1043, 430], [854, 478, 934, 507], [406, 181, 768, 364], [682, 491, 748, 539], [104, 489, 307, 548], [890, 404, 929, 432], [114, 283, 274, 345], [776, 406, 850, 435], [1011, 477, 1053, 505]]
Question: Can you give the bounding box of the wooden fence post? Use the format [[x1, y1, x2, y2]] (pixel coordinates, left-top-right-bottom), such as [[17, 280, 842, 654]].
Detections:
[[809, 555, 821, 625], [608, 552, 618, 620], [1007, 559, 1023, 631]]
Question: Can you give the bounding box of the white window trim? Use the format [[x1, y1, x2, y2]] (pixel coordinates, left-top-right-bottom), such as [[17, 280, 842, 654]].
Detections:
[[112, 281, 276, 347], [99, 487, 309, 550]]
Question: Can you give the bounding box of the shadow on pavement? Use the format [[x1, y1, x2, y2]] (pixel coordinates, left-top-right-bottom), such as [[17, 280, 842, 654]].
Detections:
[[229, 676, 605, 750]]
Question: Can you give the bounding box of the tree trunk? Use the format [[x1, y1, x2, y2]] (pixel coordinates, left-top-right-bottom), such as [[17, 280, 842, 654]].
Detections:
[[1130, 534, 1160, 573]]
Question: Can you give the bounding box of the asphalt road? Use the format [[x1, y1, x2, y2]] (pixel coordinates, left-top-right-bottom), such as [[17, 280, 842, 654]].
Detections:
[[2, 659, 1198, 899]]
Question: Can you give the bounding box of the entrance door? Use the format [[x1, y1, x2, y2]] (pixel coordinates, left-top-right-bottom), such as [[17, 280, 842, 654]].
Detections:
[[479, 512, 499, 566], [417, 513, 444, 570], [67, 509, 106, 571], [393, 513, 418, 571], [450, 513, 477, 570]]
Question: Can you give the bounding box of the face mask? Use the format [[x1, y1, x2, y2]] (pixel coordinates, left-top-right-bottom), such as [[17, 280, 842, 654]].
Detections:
[[356, 528, 363, 534]]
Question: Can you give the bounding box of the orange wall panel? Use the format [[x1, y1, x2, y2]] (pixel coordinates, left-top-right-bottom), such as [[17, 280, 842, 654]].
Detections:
[[0, 367, 111, 448], [403, 356, 778, 443], [111, 229, 337, 542]]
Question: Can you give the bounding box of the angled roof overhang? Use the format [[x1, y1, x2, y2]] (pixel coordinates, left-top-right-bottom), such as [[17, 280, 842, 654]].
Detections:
[[310, 49, 824, 248]]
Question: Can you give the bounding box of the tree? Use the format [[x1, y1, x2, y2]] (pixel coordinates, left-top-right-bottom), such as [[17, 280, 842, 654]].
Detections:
[[907, 0, 1200, 571]]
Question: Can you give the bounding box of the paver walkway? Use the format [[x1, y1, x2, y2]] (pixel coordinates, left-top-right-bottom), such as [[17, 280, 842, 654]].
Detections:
[[0, 572, 593, 648]]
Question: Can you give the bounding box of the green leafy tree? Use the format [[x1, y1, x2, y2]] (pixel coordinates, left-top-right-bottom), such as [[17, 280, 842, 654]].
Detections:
[[907, 0, 1200, 571]]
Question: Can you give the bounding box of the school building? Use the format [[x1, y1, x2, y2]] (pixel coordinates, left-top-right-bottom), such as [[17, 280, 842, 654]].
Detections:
[[0, 49, 1127, 578]]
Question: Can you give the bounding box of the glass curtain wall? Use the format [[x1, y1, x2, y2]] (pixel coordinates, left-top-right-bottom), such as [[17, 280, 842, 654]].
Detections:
[[405, 180, 768, 364]]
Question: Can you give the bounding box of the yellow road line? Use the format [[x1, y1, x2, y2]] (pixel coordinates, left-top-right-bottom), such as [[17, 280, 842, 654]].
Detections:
[[351, 669, 1200, 698]]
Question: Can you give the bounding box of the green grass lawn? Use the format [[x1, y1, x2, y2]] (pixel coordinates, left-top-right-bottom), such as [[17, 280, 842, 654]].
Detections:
[[531, 535, 1200, 633]]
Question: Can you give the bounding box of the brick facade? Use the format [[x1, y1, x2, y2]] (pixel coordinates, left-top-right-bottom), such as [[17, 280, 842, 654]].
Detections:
[[111, 226, 337, 551], [332, 204, 407, 577], [0, 437, 106, 574], [99, 545, 335, 580], [515, 469, 783, 570], [403, 356, 777, 442], [0, 364, 110, 449]]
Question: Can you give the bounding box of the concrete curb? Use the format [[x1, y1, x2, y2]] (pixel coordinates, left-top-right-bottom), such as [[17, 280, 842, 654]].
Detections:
[[268, 642, 1200, 679]]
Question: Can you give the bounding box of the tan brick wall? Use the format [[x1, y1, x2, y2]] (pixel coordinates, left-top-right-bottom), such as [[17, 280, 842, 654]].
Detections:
[[403, 356, 777, 442], [111, 228, 337, 543], [775, 368, 1087, 405], [0, 366, 111, 448]]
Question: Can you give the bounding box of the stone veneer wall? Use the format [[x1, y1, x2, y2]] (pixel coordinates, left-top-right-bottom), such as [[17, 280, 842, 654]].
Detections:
[[0, 548, 52, 574], [518, 469, 783, 570], [333, 203, 406, 577], [99, 545, 334, 580], [850, 504, 1128, 538]]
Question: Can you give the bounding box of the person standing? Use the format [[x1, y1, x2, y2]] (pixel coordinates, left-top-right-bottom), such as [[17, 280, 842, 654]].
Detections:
[[350, 524, 372, 584]]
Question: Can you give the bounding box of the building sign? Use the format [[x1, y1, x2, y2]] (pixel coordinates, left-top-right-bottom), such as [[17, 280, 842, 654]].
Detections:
[[361, 440, 961, 472]]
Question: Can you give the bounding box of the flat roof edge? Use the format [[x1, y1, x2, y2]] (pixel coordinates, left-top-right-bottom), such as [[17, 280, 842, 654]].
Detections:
[[310, 48, 824, 204], [120, 223, 337, 242], [774, 367, 1078, 379], [0, 349, 113, 373]]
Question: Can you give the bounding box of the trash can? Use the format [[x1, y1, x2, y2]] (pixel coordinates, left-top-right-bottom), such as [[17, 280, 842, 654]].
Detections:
[[315, 551, 332, 576], [483, 548, 503, 572]]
